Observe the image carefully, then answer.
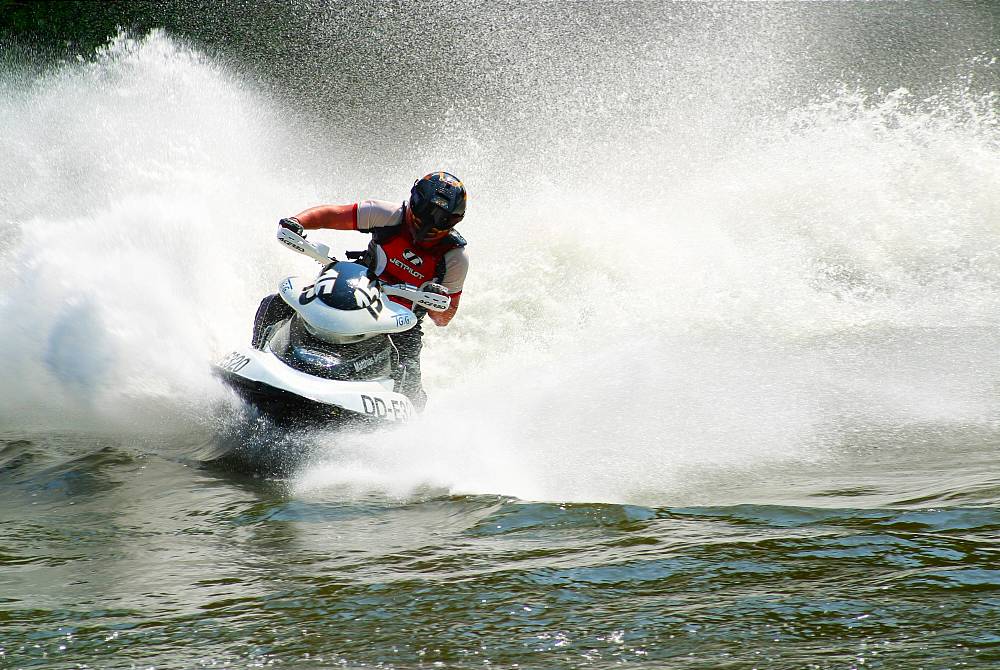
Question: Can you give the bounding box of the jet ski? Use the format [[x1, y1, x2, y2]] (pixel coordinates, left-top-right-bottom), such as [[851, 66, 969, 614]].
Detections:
[[213, 227, 451, 427]]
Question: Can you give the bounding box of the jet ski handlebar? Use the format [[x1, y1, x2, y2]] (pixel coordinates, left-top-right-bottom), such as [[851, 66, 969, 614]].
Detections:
[[382, 283, 451, 312], [277, 227, 336, 264], [276, 226, 451, 312]]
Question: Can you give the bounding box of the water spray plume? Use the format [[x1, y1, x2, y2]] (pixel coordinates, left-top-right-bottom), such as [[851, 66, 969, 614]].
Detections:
[[2, 15, 999, 504]]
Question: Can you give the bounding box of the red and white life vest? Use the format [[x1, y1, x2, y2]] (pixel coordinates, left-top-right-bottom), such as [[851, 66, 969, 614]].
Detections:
[[366, 216, 467, 306]]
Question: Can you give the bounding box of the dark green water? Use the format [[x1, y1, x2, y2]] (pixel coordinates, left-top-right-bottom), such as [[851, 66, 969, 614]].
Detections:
[[2, 430, 998, 669]]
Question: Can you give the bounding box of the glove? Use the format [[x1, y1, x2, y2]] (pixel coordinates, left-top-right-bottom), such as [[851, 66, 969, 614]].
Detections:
[[420, 282, 448, 296], [278, 217, 305, 237]]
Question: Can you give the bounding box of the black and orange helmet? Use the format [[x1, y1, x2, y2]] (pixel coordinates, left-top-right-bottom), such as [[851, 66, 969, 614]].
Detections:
[[409, 171, 467, 241]]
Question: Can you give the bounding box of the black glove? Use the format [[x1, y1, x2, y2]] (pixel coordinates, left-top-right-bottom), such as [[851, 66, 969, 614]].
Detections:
[[420, 282, 448, 296], [278, 217, 305, 237]]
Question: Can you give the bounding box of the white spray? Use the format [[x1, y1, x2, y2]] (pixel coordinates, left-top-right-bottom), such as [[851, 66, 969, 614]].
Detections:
[[2, 31, 999, 504]]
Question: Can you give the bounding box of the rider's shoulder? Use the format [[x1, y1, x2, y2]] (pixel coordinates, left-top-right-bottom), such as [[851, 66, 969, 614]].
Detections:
[[357, 199, 404, 230], [446, 229, 467, 248]]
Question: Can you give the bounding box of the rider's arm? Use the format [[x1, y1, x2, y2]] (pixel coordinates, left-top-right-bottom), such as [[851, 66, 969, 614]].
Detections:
[[428, 293, 461, 326], [293, 204, 359, 231], [294, 200, 403, 231], [428, 247, 469, 327]]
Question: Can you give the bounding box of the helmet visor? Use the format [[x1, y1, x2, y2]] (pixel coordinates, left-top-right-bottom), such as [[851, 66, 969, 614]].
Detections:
[[411, 202, 463, 241]]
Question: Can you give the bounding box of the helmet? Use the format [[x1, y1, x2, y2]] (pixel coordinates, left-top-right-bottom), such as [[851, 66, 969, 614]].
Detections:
[[408, 172, 467, 242]]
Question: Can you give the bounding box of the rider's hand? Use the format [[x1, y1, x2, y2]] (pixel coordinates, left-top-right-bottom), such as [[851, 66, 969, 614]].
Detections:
[[420, 282, 448, 296], [278, 217, 305, 237]]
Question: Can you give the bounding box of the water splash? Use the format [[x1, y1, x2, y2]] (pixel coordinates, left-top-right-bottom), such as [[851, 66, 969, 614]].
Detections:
[[300, 76, 1000, 505], [0, 31, 305, 430], [2, 26, 999, 504]]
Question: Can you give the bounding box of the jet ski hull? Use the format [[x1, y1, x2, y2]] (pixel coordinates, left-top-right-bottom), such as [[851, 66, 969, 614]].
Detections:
[[213, 345, 416, 428], [215, 368, 370, 426]]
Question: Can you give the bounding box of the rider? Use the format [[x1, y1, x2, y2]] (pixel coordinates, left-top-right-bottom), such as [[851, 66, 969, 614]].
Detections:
[[256, 171, 469, 411]]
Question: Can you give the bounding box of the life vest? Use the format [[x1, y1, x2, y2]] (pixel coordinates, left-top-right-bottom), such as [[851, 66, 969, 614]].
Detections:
[[365, 205, 466, 306]]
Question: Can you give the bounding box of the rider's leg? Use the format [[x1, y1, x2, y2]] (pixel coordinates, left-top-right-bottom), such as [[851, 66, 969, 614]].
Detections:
[[389, 324, 427, 411]]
